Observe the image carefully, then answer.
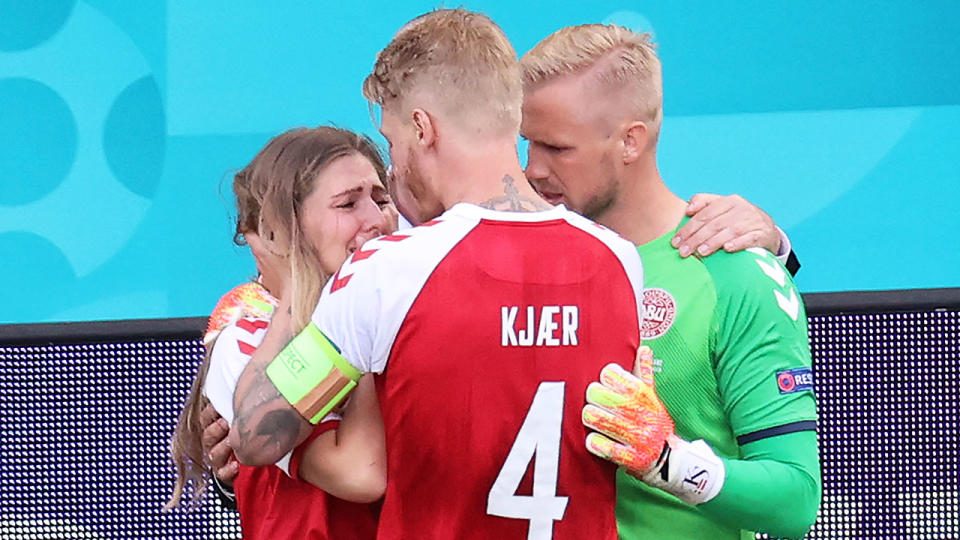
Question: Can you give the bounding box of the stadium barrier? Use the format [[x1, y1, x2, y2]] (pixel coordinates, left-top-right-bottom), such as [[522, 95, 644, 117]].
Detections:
[[1, 288, 958, 539]]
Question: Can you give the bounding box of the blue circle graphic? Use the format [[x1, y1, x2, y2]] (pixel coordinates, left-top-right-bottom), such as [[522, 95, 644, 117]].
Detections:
[[0, 78, 78, 206], [0, 1, 76, 52], [0, 231, 75, 323], [103, 76, 166, 199]]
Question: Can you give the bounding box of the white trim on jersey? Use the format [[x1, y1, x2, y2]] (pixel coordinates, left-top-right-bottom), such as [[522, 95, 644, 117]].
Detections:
[[312, 202, 645, 375]]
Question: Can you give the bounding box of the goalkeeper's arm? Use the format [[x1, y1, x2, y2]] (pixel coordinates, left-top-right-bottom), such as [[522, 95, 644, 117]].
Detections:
[[699, 430, 820, 539], [583, 348, 820, 539]]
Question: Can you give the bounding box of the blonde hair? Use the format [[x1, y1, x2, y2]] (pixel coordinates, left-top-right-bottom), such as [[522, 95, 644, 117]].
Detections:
[[521, 24, 663, 139], [166, 126, 387, 509], [165, 344, 217, 510], [362, 8, 522, 137]]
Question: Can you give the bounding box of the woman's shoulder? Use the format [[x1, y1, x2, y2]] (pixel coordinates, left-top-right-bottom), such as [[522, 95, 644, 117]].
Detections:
[[204, 316, 271, 424]]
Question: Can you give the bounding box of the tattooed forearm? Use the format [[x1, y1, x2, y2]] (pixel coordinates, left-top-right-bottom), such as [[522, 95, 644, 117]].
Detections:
[[231, 322, 309, 464], [234, 366, 288, 443], [255, 410, 302, 450], [479, 175, 553, 212]]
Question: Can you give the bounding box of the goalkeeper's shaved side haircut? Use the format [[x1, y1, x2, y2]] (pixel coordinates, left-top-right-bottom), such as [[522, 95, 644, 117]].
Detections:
[[362, 8, 522, 138], [521, 24, 663, 142]]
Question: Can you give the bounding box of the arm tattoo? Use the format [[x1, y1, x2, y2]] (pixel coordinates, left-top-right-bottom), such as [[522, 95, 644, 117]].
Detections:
[[233, 329, 304, 457], [255, 410, 301, 450], [479, 175, 553, 212]]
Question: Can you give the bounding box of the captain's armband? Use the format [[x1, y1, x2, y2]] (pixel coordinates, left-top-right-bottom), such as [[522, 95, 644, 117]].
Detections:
[[265, 323, 361, 424]]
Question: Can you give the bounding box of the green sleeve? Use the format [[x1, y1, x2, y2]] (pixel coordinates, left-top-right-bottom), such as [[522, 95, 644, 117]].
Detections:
[[709, 247, 817, 439], [700, 431, 821, 539], [702, 248, 821, 536]]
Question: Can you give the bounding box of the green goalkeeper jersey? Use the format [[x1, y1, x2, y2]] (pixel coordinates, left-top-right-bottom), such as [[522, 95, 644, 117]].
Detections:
[[616, 219, 817, 540]]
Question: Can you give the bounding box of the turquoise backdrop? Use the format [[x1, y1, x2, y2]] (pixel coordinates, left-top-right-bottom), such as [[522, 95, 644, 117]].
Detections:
[[2, 1, 958, 323]]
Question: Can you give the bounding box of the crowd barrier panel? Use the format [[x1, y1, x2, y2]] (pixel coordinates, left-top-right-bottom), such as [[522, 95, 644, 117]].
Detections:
[[1, 288, 958, 539]]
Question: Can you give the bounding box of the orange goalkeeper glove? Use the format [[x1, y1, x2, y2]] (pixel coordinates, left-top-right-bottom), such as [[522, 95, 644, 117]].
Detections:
[[204, 281, 278, 345], [582, 346, 725, 505]]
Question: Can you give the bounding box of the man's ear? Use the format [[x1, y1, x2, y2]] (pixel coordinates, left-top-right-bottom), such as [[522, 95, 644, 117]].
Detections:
[[411, 108, 437, 147], [622, 121, 649, 165]]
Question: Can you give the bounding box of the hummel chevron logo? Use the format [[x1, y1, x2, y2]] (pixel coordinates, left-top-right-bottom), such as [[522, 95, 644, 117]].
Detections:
[[330, 270, 353, 293], [238, 340, 257, 356], [748, 247, 786, 287], [775, 288, 800, 321], [330, 233, 416, 293], [330, 249, 373, 292], [351, 247, 378, 262], [747, 247, 799, 321], [236, 318, 269, 334]]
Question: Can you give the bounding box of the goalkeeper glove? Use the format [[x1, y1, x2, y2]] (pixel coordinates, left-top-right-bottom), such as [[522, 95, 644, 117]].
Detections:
[[204, 281, 278, 345], [582, 346, 725, 505]]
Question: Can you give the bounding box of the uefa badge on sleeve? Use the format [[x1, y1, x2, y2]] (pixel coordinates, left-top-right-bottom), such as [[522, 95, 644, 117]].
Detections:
[[776, 367, 814, 394]]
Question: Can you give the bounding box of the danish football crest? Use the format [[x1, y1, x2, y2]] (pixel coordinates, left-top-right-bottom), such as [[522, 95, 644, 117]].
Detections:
[[641, 288, 676, 339]]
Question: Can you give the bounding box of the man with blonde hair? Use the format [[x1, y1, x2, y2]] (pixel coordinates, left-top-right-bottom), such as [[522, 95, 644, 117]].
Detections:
[[232, 10, 644, 538], [521, 24, 820, 539]]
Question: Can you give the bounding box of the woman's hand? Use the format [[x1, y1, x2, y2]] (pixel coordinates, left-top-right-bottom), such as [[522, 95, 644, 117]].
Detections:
[[246, 231, 290, 300], [200, 398, 239, 487]]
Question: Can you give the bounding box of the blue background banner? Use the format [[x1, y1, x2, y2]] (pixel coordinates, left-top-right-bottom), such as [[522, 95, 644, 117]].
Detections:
[[2, 1, 958, 323]]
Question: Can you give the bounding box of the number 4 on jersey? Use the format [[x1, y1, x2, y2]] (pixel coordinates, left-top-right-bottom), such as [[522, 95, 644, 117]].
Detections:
[[487, 382, 569, 539]]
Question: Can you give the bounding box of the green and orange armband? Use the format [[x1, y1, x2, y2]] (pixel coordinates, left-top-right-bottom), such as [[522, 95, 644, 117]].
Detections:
[[265, 323, 361, 424]]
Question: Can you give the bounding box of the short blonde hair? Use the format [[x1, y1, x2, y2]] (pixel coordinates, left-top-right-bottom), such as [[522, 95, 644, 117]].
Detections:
[[521, 24, 663, 137], [362, 8, 522, 137]]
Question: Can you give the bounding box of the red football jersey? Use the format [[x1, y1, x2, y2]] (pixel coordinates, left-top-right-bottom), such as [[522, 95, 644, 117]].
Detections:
[[314, 204, 643, 539], [233, 428, 378, 540]]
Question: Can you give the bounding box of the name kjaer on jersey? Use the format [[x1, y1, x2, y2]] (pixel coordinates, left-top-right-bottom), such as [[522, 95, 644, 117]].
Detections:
[[501, 305, 580, 347]]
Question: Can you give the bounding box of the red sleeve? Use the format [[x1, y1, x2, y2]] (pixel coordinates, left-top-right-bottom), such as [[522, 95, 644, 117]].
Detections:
[[288, 419, 340, 480]]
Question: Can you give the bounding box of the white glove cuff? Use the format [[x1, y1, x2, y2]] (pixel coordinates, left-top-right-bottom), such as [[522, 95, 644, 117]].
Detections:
[[641, 435, 725, 505]]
